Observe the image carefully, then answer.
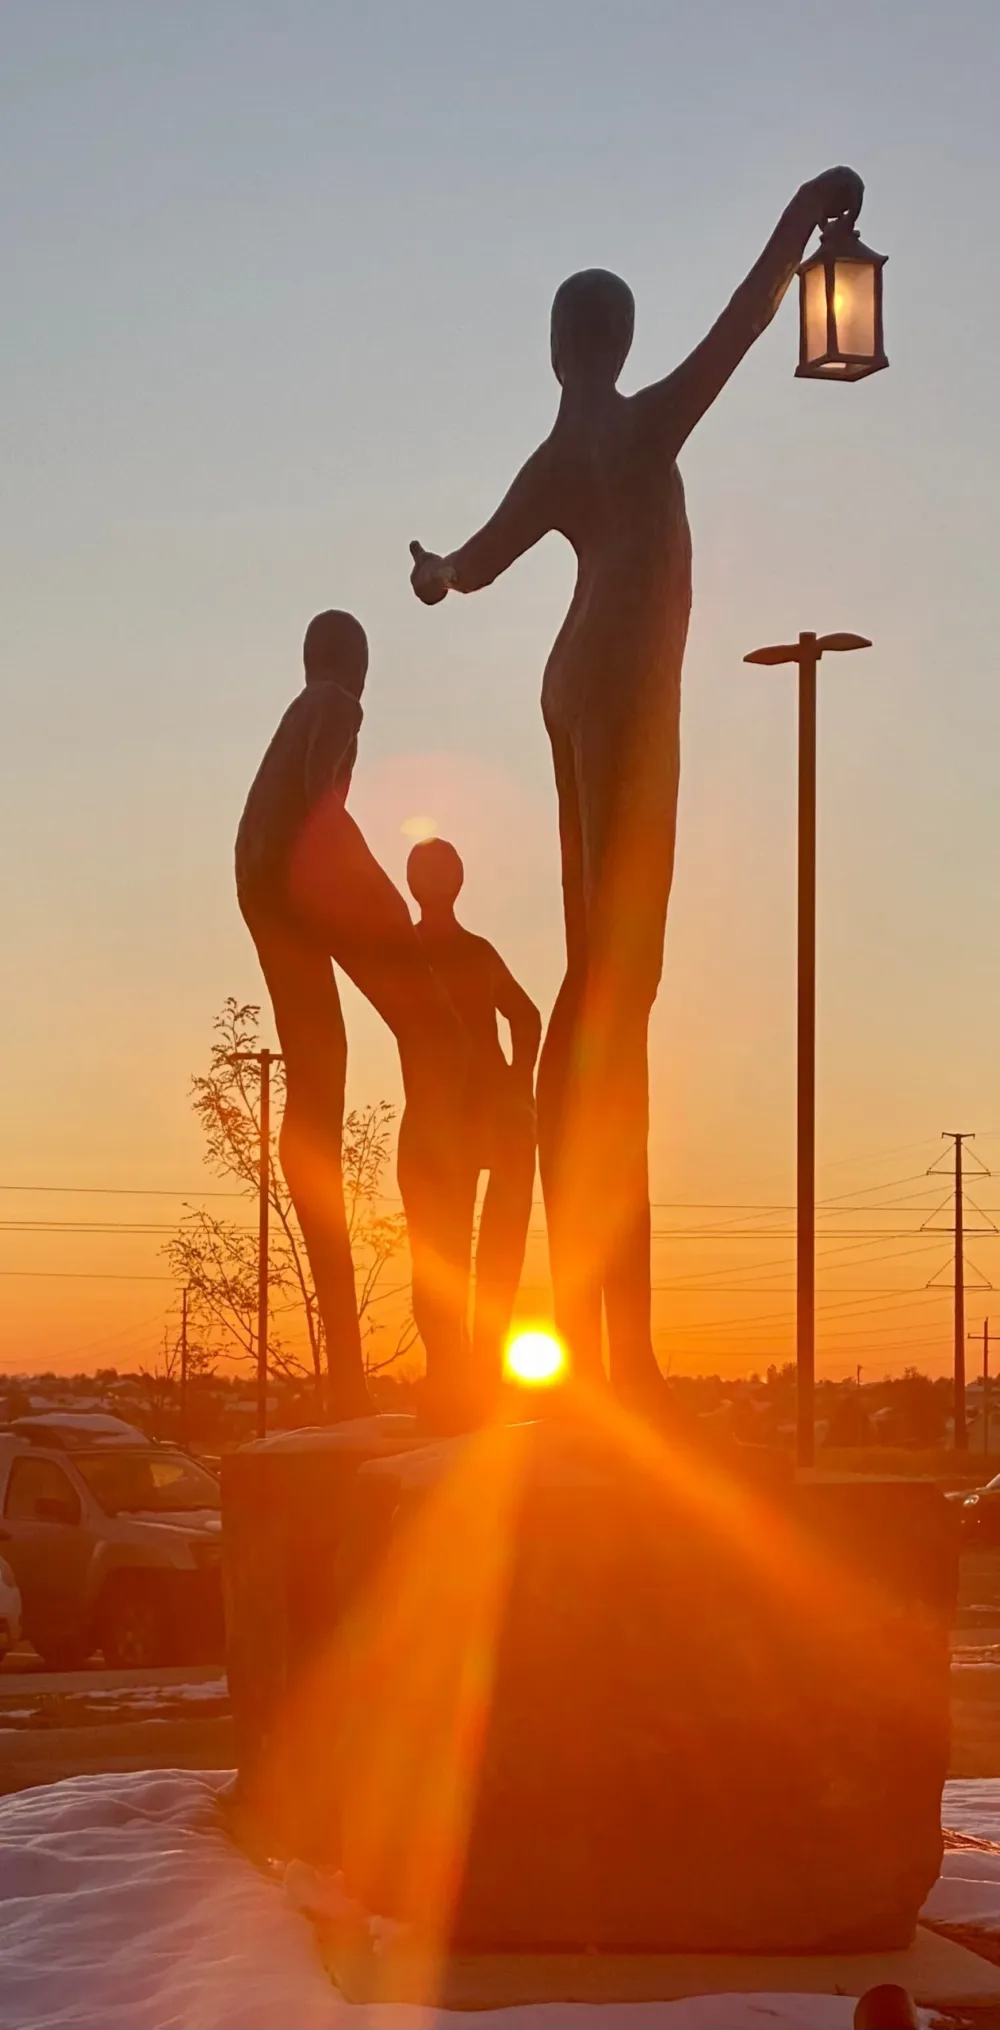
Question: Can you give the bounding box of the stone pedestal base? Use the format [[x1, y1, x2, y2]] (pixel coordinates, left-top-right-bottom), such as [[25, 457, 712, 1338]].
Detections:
[[223, 1414, 957, 1953], [222, 1416, 426, 1797], [320, 1929, 1000, 2013]]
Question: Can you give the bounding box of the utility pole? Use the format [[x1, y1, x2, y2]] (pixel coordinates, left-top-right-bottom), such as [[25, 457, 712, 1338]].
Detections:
[[969, 1318, 993, 1459], [945, 1132, 972, 1452], [744, 628, 871, 1467], [179, 1286, 189, 1448], [927, 1133, 992, 1453], [227, 1048, 283, 1440]]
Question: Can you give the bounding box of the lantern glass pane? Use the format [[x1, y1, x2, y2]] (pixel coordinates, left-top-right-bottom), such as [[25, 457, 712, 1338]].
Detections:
[[802, 263, 828, 362], [832, 258, 876, 359]]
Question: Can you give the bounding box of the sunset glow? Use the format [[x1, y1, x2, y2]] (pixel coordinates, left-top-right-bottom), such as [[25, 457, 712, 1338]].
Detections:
[[2, 10, 995, 1391]]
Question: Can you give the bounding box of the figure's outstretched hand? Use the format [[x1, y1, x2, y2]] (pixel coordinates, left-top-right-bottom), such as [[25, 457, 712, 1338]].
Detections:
[[409, 540, 456, 606], [804, 165, 864, 228]]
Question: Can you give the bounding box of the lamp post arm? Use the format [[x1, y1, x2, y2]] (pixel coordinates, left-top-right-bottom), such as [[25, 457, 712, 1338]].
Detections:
[[816, 633, 871, 655], [744, 644, 802, 667]]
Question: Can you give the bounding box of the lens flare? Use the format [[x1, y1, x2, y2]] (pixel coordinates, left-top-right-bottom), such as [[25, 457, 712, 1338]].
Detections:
[[401, 814, 439, 841], [504, 1328, 567, 1388]]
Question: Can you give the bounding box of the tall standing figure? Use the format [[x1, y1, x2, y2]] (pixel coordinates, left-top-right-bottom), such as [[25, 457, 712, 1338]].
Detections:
[[411, 168, 864, 1414], [236, 610, 469, 1421]]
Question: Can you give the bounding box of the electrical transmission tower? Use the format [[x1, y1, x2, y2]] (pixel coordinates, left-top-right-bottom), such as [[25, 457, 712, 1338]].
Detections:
[[926, 1133, 993, 1452]]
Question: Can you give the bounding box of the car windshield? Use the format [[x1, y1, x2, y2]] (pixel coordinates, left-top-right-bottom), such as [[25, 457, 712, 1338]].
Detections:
[[75, 1451, 221, 1516]]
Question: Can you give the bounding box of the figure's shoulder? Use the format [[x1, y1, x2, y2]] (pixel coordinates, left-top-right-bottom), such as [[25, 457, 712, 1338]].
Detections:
[[458, 927, 498, 963], [267, 687, 315, 739], [536, 416, 572, 468], [627, 372, 685, 426], [250, 691, 308, 772], [624, 379, 673, 428], [292, 683, 364, 756], [314, 680, 363, 724], [446, 928, 500, 978]]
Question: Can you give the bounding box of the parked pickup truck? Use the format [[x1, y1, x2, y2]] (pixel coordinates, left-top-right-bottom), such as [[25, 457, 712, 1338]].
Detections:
[[0, 1415, 223, 1669]]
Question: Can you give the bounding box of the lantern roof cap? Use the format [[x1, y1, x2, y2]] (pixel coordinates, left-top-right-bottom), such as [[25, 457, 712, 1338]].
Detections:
[[800, 217, 887, 271]]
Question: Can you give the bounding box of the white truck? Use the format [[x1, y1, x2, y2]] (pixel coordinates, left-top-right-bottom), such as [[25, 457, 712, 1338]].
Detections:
[[0, 1415, 223, 1669]]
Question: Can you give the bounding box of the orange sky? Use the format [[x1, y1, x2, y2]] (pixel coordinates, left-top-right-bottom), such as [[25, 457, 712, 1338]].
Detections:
[[4, 5, 1000, 1380]]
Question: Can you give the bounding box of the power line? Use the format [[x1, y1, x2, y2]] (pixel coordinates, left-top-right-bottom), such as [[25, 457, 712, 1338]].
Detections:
[[817, 1138, 946, 1174], [0, 1270, 173, 1282], [647, 1238, 951, 1297], [0, 1183, 248, 1199], [0, 1145, 983, 1375], [70, 1309, 173, 1360], [817, 1170, 942, 1204], [0, 1222, 254, 1236], [4, 1218, 987, 1247], [0, 1179, 982, 1211]]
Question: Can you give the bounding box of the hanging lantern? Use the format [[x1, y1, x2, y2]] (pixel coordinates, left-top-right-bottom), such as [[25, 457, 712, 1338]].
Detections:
[[797, 212, 887, 382]]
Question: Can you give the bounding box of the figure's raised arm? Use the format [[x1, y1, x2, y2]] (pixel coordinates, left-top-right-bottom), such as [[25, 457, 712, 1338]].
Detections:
[[639, 167, 864, 455], [410, 440, 556, 606]]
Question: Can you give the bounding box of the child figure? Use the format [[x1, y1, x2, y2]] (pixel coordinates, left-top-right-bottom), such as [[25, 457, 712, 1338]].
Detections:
[[407, 838, 540, 1394]]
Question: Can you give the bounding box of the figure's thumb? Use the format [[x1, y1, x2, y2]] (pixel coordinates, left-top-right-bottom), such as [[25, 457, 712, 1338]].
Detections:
[[409, 540, 424, 562]]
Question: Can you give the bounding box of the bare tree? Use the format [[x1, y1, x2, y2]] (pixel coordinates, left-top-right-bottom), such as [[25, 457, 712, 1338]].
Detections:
[[134, 1321, 215, 1441], [164, 999, 414, 1392], [342, 1100, 419, 1375]]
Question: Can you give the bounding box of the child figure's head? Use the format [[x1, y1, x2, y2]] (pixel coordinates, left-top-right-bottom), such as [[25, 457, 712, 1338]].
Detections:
[[303, 610, 369, 697], [406, 837, 464, 918]]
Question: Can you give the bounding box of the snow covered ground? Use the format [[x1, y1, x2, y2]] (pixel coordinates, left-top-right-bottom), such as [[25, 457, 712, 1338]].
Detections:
[[0, 1674, 229, 1734], [0, 1769, 997, 2030], [58, 1679, 228, 1707]]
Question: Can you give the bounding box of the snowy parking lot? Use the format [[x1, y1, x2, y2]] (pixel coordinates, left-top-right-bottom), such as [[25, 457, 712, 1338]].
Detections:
[[0, 1663, 228, 1728], [0, 1664, 233, 1799]]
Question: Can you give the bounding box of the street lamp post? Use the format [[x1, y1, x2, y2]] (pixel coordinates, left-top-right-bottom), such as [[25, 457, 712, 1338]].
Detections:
[[744, 630, 872, 1467]]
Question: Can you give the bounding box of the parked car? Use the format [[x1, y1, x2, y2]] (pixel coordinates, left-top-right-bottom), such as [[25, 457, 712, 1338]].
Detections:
[[0, 1417, 223, 1669], [946, 1472, 1000, 1546], [0, 1556, 22, 1661]]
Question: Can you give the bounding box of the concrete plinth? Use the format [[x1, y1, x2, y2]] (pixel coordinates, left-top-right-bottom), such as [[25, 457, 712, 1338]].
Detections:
[[223, 1414, 958, 1954], [222, 1415, 425, 1793], [321, 1926, 1000, 2013]]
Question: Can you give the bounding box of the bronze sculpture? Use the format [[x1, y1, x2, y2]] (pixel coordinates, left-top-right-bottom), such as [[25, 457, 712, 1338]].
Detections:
[[236, 611, 469, 1420], [411, 168, 864, 1411], [407, 837, 540, 1395]]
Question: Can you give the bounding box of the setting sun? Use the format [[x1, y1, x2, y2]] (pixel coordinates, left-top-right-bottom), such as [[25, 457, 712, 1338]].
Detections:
[[401, 814, 439, 841], [503, 1328, 567, 1388]]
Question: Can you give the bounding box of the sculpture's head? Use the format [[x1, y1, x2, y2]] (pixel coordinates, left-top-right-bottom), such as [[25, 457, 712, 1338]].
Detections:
[[302, 610, 369, 696], [551, 269, 635, 387], [406, 837, 464, 914]]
